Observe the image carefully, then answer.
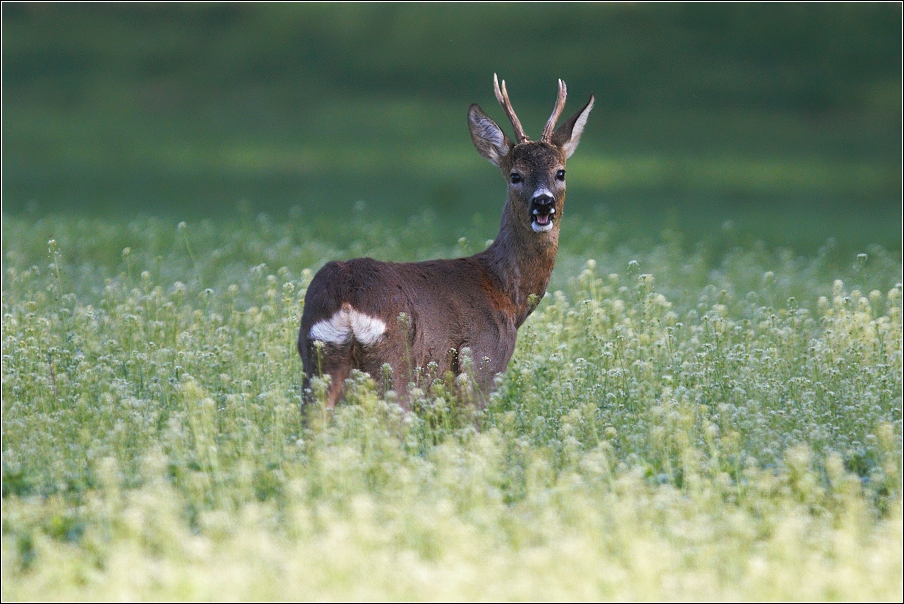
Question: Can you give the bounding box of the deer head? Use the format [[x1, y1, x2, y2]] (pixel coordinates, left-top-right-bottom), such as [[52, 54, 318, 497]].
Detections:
[[468, 74, 594, 239]]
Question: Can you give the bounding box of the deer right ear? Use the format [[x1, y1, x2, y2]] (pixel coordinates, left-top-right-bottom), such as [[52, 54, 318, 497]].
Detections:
[[468, 104, 512, 167], [551, 94, 594, 159]]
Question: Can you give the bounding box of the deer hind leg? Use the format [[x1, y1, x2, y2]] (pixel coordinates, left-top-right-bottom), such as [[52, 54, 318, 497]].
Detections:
[[302, 303, 389, 407], [302, 341, 354, 408]]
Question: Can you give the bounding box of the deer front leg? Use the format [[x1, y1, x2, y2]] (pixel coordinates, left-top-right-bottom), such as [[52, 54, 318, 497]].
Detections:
[[458, 318, 517, 404]]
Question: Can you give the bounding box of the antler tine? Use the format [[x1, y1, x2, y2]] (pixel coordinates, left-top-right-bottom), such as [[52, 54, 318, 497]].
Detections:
[[493, 73, 529, 144], [541, 79, 567, 143]]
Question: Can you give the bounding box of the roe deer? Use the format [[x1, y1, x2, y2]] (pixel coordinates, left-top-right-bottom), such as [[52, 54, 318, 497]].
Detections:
[[298, 75, 593, 408]]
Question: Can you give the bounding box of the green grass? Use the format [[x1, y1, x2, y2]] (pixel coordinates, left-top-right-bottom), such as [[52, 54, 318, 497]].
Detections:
[[2, 214, 901, 599]]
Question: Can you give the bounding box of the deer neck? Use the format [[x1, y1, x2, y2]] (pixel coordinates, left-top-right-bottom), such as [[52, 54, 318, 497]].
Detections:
[[479, 199, 560, 327]]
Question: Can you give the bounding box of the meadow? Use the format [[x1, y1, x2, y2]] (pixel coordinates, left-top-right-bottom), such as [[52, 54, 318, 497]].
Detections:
[[2, 211, 901, 600], [2, 4, 902, 600]]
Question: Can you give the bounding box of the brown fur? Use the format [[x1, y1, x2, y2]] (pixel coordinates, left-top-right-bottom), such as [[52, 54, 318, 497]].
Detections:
[[298, 76, 594, 409]]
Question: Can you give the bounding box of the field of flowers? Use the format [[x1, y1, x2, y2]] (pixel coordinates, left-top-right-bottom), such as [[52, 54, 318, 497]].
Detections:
[[2, 213, 901, 599]]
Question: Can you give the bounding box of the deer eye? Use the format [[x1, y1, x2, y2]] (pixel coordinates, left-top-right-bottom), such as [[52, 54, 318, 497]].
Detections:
[[510, 173, 522, 184], [556, 169, 566, 181]]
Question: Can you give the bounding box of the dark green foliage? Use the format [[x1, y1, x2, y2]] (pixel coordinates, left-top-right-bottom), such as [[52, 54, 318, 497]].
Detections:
[[2, 4, 901, 252]]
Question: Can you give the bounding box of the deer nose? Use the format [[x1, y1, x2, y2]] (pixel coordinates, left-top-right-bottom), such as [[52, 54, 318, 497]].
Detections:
[[530, 190, 556, 220], [532, 190, 554, 206]]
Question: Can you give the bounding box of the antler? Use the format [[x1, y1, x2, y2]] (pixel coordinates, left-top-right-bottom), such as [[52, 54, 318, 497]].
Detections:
[[494, 74, 529, 144], [541, 79, 567, 143]]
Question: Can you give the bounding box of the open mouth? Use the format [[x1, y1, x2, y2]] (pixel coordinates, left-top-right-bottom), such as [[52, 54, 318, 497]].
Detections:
[[530, 201, 556, 233]]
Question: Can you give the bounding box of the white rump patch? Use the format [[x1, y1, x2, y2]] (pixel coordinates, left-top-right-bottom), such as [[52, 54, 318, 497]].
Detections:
[[310, 304, 386, 346]]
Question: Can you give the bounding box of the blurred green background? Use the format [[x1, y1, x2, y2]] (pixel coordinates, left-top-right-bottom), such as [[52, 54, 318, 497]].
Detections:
[[2, 3, 901, 252]]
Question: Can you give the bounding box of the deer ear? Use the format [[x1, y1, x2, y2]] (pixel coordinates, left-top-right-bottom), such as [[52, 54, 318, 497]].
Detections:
[[468, 104, 512, 167], [551, 94, 594, 159]]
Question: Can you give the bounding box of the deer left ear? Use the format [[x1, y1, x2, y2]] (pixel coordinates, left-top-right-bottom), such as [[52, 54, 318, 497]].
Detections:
[[551, 94, 594, 159], [468, 103, 512, 167]]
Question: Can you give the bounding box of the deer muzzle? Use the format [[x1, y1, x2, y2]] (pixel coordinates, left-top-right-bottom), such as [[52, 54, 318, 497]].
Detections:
[[530, 193, 556, 233]]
